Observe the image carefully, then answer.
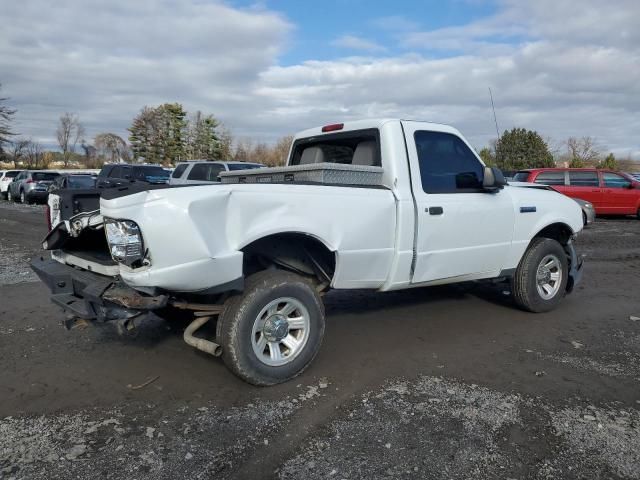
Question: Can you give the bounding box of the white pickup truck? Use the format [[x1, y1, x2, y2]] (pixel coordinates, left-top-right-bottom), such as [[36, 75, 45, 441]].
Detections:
[[32, 119, 584, 385]]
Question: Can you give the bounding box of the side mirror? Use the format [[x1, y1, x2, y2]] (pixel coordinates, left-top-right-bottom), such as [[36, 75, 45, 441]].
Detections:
[[482, 166, 507, 191]]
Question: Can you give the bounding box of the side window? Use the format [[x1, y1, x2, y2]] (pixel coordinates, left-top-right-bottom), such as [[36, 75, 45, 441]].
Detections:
[[602, 172, 631, 189], [188, 164, 224, 181], [120, 166, 132, 179], [109, 166, 121, 178], [172, 164, 188, 179], [534, 171, 565, 185], [568, 171, 599, 187], [98, 165, 113, 177], [414, 131, 483, 193], [132, 167, 150, 180]]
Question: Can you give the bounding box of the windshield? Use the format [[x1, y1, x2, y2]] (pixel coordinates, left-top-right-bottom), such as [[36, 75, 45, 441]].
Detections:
[[32, 172, 60, 181], [68, 175, 96, 188], [6, 171, 21, 178], [227, 163, 264, 171]]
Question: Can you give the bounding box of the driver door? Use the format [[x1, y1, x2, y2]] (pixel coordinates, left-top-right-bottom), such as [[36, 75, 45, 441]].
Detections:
[[401, 121, 515, 283]]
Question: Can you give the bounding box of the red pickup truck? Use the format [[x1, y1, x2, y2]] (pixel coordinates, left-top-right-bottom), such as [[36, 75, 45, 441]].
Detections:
[[513, 168, 640, 218]]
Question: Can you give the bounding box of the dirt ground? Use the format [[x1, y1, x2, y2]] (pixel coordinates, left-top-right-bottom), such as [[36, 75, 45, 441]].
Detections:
[[1, 200, 639, 479]]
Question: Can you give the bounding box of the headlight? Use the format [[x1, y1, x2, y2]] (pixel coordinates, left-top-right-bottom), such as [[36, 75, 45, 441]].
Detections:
[[104, 219, 145, 267], [584, 203, 592, 208]]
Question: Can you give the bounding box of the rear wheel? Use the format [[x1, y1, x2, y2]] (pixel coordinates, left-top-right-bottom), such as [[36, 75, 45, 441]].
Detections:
[[217, 270, 325, 386], [513, 238, 568, 313]]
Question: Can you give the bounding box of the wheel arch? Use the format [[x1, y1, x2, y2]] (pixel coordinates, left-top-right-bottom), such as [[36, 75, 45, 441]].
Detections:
[[532, 221, 574, 246], [239, 232, 337, 290]]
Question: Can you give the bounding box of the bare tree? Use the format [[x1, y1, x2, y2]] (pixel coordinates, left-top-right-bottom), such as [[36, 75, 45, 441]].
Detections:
[[567, 137, 600, 166], [24, 139, 44, 169], [94, 133, 129, 163], [56, 112, 85, 168], [0, 83, 16, 153], [8, 137, 28, 168]]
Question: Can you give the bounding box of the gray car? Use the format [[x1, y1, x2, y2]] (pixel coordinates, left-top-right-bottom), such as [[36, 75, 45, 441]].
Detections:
[[573, 197, 595, 226], [8, 170, 60, 204]]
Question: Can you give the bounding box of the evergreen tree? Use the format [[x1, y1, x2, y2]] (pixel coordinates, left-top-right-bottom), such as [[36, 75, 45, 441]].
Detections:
[[495, 128, 555, 171], [478, 147, 495, 166], [597, 153, 618, 170], [185, 111, 222, 160]]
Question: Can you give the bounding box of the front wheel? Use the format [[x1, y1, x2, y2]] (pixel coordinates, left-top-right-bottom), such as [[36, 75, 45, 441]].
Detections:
[[20, 190, 27, 204], [217, 270, 325, 386], [513, 238, 568, 313]]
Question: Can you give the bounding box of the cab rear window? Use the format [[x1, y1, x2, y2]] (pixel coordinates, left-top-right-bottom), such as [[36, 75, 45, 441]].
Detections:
[[290, 129, 381, 167]]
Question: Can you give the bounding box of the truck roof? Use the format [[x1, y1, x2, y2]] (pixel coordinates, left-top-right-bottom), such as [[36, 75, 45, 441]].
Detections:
[[294, 118, 461, 139]]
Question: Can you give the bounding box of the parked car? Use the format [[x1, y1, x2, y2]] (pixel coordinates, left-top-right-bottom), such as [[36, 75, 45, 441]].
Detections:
[[0, 170, 23, 199], [34, 119, 584, 385], [8, 170, 60, 204], [513, 168, 640, 218], [169, 161, 265, 185], [628, 172, 640, 182], [573, 198, 596, 225], [48, 173, 97, 192], [96, 164, 170, 189], [509, 181, 595, 226]]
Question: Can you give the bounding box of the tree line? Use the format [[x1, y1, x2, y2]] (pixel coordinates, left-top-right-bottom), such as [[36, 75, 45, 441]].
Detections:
[[0, 85, 293, 169], [479, 128, 633, 172], [0, 82, 637, 172]]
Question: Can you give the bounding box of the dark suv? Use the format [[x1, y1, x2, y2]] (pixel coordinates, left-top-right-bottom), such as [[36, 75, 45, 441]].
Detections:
[[96, 164, 170, 188]]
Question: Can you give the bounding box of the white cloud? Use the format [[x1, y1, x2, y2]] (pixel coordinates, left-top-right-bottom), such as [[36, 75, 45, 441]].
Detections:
[[1, 0, 639, 159], [1, 0, 291, 145]]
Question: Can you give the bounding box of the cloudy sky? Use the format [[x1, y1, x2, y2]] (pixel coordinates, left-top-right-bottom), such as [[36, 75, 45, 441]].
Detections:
[[1, 0, 639, 157]]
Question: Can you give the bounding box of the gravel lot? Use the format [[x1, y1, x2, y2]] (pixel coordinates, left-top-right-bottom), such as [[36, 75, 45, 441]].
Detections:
[[1, 200, 639, 479]]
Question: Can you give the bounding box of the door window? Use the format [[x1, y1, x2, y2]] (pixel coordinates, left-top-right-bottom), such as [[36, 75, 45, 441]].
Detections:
[[109, 166, 122, 178], [414, 131, 483, 193], [98, 165, 114, 177], [172, 164, 188, 178], [568, 171, 599, 187], [602, 172, 631, 189], [120, 166, 132, 179], [534, 171, 565, 185], [188, 164, 225, 181]]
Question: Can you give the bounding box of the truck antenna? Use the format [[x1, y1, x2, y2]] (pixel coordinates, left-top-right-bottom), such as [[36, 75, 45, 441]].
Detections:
[[489, 87, 500, 139]]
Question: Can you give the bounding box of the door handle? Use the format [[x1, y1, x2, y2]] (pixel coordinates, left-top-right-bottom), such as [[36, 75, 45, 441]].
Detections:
[[426, 206, 444, 215], [591, 189, 600, 192]]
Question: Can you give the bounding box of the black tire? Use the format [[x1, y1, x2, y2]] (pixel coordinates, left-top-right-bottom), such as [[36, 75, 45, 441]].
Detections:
[[217, 270, 325, 386], [582, 211, 588, 226], [20, 190, 27, 204], [513, 238, 568, 313]]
